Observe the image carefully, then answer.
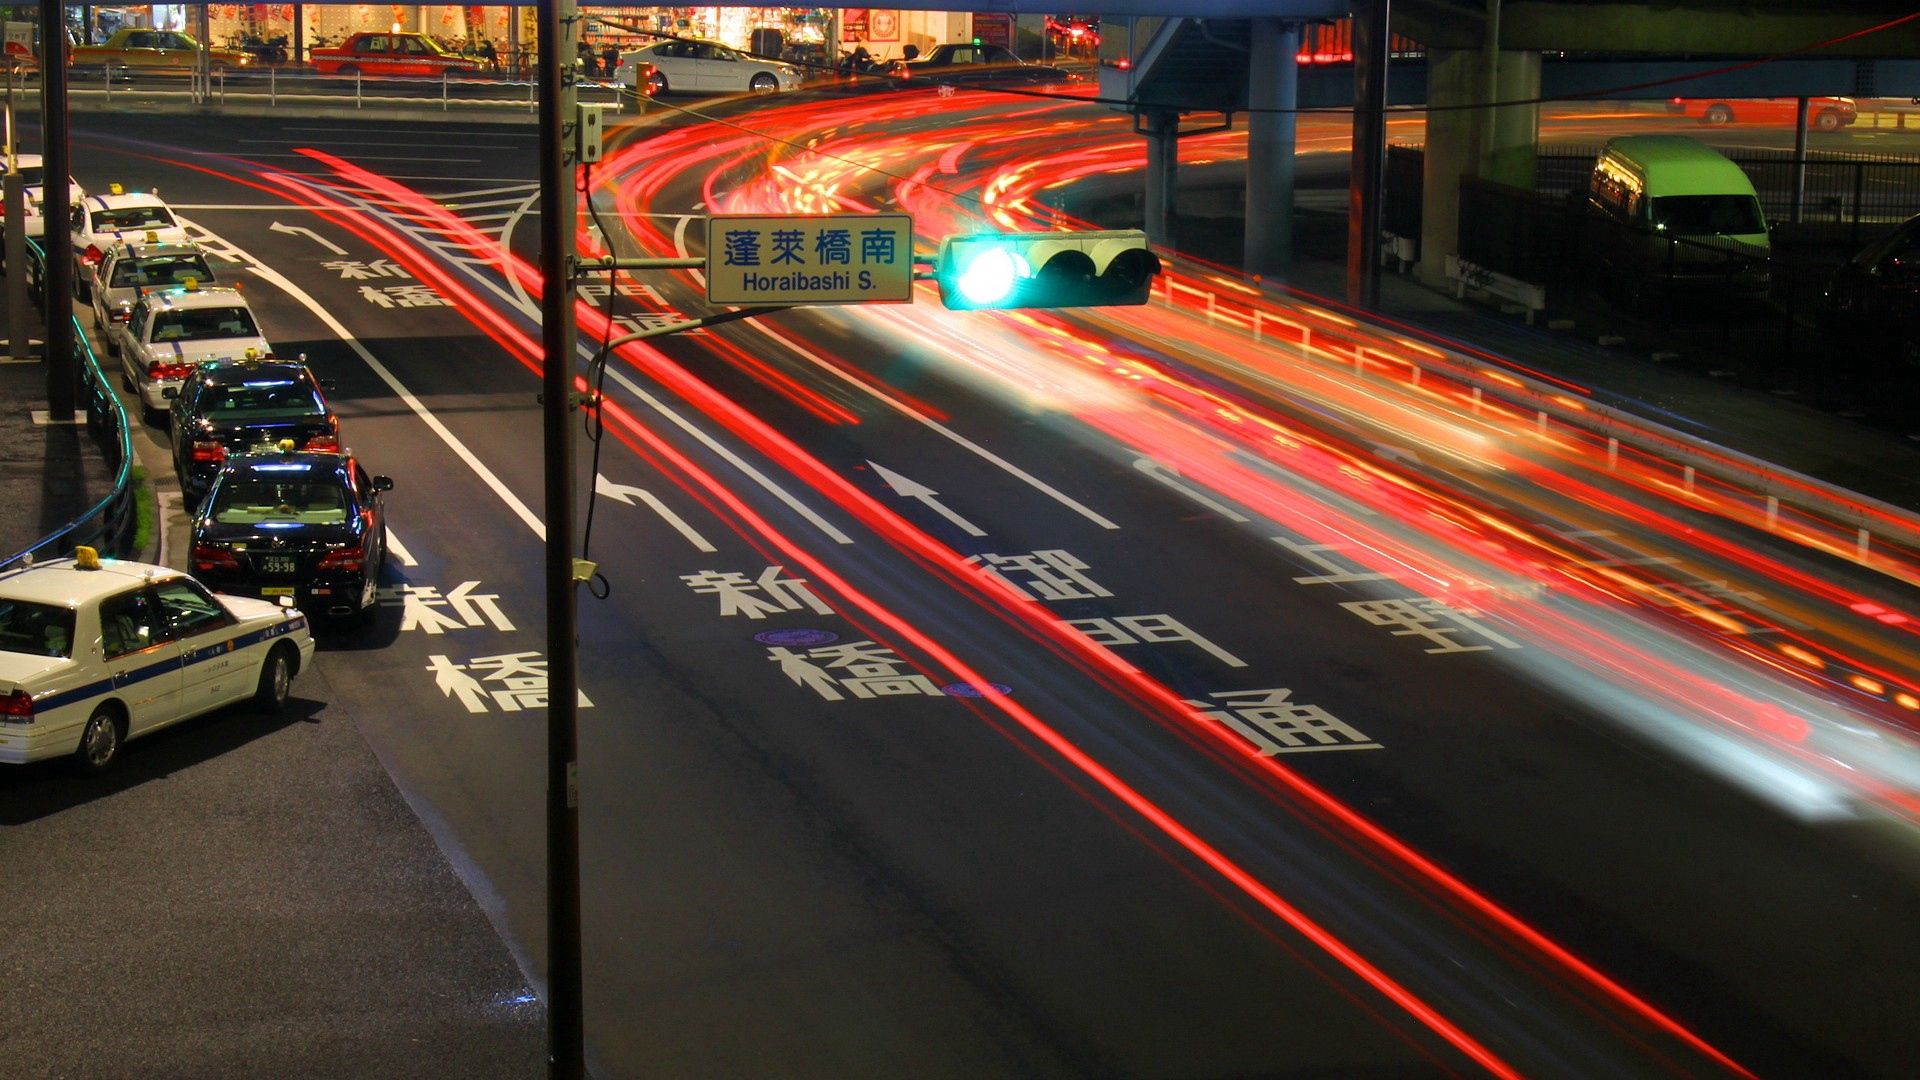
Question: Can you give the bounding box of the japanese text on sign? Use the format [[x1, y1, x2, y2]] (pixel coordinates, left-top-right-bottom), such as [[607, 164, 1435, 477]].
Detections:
[[706, 214, 914, 306]]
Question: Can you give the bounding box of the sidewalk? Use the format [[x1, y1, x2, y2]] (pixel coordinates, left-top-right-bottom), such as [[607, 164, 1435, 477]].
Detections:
[[0, 276, 545, 1077]]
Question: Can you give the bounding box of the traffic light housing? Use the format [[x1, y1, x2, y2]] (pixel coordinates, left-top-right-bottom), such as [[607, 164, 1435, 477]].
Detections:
[[935, 230, 1161, 310]]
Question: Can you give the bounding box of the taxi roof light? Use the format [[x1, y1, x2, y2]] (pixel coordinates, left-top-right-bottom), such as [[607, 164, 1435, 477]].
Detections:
[[277, 439, 297, 454], [74, 545, 102, 570]]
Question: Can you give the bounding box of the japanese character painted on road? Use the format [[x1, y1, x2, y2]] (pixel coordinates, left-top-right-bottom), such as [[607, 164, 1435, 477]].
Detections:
[[1187, 689, 1380, 755], [767, 640, 945, 702], [360, 284, 451, 309], [1067, 614, 1247, 667], [682, 566, 833, 620], [425, 652, 594, 714], [1272, 537, 1394, 585], [1339, 597, 1522, 654], [967, 549, 1112, 602], [323, 258, 409, 280], [378, 582, 515, 634]]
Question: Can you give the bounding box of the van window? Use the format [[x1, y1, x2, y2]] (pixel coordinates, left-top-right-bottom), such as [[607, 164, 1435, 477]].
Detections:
[[1649, 195, 1764, 236]]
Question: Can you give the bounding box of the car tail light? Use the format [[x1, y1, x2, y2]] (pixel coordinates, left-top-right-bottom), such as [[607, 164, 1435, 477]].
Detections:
[[305, 432, 340, 452], [190, 440, 226, 465], [0, 689, 33, 722], [191, 542, 240, 571], [110, 308, 133, 324], [81, 244, 105, 268], [146, 359, 193, 382], [316, 542, 365, 573]]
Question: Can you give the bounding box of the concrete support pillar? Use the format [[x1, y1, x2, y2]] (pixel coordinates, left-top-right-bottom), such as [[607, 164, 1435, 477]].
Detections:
[[1142, 110, 1179, 249], [1417, 47, 1539, 287], [1483, 49, 1541, 189], [1244, 19, 1300, 279]]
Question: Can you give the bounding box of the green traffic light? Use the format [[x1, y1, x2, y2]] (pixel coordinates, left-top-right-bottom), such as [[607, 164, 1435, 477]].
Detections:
[[955, 246, 1021, 306]]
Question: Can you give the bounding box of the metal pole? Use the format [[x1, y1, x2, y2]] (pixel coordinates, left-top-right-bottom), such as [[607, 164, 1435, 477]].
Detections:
[[4, 65, 23, 363], [1347, 0, 1390, 309], [41, 0, 76, 415], [537, 0, 584, 1072], [1790, 96, 1809, 225]]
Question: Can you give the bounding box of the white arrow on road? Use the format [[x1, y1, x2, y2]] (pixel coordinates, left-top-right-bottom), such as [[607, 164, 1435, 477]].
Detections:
[[867, 461, 987, 537], [595, 474, 717, 552], [268, 221, 347, 255], [1132, 457, 1251, 522]]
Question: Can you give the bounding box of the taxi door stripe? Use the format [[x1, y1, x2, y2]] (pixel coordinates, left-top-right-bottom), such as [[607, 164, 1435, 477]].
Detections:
[[31, 615, 306, 713]]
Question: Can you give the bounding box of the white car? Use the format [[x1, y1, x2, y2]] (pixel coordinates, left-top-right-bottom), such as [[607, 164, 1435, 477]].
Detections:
[[614, 39, 801, 95], [114, 281, 272, 422], [70, 184, 192, 297], [88, 239, 218, 343], [8, 153, 87, 239], [0, 547, 314, 773]]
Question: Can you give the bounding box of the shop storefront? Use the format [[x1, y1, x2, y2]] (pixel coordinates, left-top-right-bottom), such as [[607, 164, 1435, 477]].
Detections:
[[55, 5, 984, 75]]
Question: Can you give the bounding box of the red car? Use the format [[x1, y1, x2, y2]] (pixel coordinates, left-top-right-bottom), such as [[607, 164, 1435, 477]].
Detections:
[[309, 32, 484, 77], [1668, 96, 1857, 131]]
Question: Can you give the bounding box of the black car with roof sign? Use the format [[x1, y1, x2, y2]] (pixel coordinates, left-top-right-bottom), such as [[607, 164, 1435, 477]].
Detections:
[[189, 449, 393, 622], [168, 355, 340, 503]]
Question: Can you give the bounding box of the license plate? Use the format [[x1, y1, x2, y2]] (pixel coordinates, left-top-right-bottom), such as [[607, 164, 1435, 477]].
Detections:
[[258, 555, 297, 575], [261, 586, 295, 597]]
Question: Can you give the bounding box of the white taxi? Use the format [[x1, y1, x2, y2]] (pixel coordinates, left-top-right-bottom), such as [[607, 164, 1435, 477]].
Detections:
[[9, 153, 88, 239], [0, 547, 314, 773], [114, 280, 272, 422], [70, 184, 191, 297]]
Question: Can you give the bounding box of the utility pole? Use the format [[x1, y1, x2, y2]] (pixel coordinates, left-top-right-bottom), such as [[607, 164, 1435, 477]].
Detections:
[[1347, 0, 1390, 311], [6, 61, 29, 363], [536, 0, 585, 1073], [41, 0, 75, 413]]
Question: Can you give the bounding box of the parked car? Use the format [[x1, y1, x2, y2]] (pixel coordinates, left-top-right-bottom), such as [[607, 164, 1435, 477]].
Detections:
[[1815, 212, 1920, 373], [88, 240, 218, 348], [308, 32, 486, 77], [0, 546, 313, 773], [1668, 96, 1857, 131], [70, 28, 252, 75], [190, 448, 392, 622], [169, 354, 341, 503], [70, 185, 192, 295], [7, 153, 86, 240], [614, 38, 801, 95], [1587, 135, 1771, 304], [894, 43, 1076, 87], [116, 279, 271, 424]]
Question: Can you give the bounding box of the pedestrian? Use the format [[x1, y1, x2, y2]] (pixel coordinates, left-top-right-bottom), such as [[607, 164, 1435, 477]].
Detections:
[[577, 39, 596, 76], [602, 42, 619, 79], [478, 38, 497, 73]]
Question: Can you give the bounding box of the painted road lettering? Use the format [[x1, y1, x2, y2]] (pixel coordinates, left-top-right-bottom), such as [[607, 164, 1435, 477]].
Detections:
[[683, 566, 833, 619], [1189, 689, 1381, 754], [768, 640, 946, 701], [379, 581, 515, 634], [426, 652, 594, 714]]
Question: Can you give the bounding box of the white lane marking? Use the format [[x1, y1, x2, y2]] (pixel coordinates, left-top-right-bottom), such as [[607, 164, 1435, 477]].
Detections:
[[1132, 456, 1251, 522], [594, 474, 718, 552], [269, 220, 348, 254], [752, 320, 1122, 530], [385, 529, 420, 567], [595, 361, 857, 545], [866, 461, 987, 537], [176, 214, 547, 540]]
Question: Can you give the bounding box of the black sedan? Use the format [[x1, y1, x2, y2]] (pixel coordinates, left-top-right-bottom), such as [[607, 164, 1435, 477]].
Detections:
[[894, 43, 1075, 87], [188, 450, 393, 622], [168, 356, 340, 503]]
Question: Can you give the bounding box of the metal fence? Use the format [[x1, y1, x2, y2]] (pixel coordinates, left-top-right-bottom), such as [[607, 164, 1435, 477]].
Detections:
[[0, 239, 137, 573]]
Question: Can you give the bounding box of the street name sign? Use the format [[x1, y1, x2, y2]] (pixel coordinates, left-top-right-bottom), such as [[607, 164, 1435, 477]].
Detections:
[[705, 213, 915, 306]]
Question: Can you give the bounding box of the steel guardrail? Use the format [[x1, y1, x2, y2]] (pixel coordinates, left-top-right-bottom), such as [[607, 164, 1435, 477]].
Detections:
[[0, 237, 136, 572]]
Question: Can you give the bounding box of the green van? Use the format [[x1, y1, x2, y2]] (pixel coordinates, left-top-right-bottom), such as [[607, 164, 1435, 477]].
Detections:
[[1587, 135, 1771, 302]]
